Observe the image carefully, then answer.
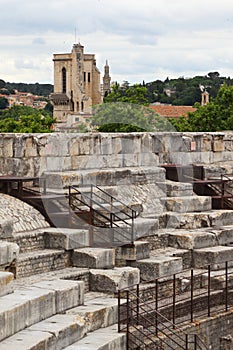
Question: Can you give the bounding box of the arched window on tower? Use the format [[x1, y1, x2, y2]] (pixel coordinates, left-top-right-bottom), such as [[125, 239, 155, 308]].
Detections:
[[62, 67, 66, 93]]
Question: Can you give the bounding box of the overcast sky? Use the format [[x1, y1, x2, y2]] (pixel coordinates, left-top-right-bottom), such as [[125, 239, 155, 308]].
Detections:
[[1, 0, 233, 85]]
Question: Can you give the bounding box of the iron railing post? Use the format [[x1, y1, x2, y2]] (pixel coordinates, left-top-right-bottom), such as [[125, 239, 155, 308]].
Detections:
[[191, 269, 194, 323], [208, 265, 211, 317], [118, 289, 121, 333], [155, 279, 158, 336], [126, 290, 130, 350], [225, 261, 228, 312], [185, 334, 188, 350], [173, 274, 176, 328], [136, 284, 139, 326]]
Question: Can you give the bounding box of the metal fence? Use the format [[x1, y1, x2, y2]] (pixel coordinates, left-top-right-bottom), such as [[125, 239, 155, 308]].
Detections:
[[118, 261, 233, 349]]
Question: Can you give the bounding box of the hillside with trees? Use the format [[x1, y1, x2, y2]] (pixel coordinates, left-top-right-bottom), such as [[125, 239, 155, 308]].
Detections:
[[145, 72, 233, 106], [0, 79, 53, 97]]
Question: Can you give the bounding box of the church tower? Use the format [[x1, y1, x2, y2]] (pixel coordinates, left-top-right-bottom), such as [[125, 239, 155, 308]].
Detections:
[[103, 60, 111, 97], [50, 43, 102, 124]]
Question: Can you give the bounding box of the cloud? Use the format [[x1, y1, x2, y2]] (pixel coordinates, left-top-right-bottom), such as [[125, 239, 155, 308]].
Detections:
[[1, 0, 233, 83]]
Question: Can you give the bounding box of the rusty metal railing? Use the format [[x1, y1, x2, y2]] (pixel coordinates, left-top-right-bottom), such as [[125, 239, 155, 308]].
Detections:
[[118, 260, 233, 349]]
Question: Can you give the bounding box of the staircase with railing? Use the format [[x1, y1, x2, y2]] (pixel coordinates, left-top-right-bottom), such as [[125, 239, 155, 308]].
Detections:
[[68, 184, 138, 247]]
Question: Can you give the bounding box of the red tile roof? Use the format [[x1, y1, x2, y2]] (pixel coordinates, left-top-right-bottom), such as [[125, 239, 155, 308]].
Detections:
[[149, 104, 196, 118]]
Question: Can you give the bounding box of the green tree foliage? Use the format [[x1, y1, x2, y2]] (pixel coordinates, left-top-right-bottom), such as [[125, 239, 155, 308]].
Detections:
[[0, 105, 55, 133], [91, 102, 174, 132], [104, 83, 150, 106], [0, 97, 8, 110], [169, 85, 233, 132], [145, 72, 233, 105], [4, 82, 53, 97]]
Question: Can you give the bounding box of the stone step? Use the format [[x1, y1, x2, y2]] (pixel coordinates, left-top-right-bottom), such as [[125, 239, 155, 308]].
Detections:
[[44, 228, 90, 250], [166, 228, 219, 250], [1, 229, 45, 253], [17, 249, 71, 278], [166, 225, 233, 250], [161, 210, 233, 230], [165, 180, 193, 197], [115, 241, 150, 266], [0, 241, 19, 267], [161, 195, 212, 213], [44, 166, 166, 189], [89, 266, 140, 293], [150, 247, 192, 270], [64, 324, 126, 350], [0, 314, 86, 350], [12, 267, 90, 293], [193, 245, 233, 270], [130, 256, 183, 282], [66, 296, 119, 333], [0, 279, 84, 342], [72, 248, 115, 269], [0, 271, 14, 297]]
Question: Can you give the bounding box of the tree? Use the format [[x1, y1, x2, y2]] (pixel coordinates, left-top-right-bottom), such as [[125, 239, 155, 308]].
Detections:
[[91, 102, 174, 132], [104, 83, 150, 106], [0, 97, 8, 110], [169, 85, 233, 132], [0, 105, 55, 132]]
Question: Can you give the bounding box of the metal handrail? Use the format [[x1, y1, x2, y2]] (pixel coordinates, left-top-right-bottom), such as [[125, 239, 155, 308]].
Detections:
[[69, 184, 136, 245], [118, 260, 233, 349]]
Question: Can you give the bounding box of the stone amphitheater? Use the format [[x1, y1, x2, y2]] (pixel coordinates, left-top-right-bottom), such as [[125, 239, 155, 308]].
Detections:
[[0, 132, 233, 349]]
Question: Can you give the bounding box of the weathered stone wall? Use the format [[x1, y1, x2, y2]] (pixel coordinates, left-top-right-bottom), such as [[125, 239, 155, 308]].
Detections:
[[1, 132, 233, 178], [184, 310, 233, 350]]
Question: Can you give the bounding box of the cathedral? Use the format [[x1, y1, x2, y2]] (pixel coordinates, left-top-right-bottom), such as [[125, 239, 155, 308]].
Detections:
[[50, 43, 111, 126]]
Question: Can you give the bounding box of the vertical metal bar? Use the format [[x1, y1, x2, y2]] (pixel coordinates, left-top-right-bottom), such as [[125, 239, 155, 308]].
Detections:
[[208, 265, 211, 317], [194, 334, 197, 350], [136, 284, 139, 326], [155, 279, 158, 336], [126, 290, 129, 350], [118, 289, 121, 333], [191, 269, 194, 323], [131, 215, 134, 244], [225, 261, 228, 312], [173, 274, 176, 328], [185, 334, 188, 350]]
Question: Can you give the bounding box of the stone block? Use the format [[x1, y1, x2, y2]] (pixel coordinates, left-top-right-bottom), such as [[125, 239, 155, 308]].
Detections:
[[72, 248, 115, 269], [167, 230, 218, 249], [65, 324, 126, 350], [27, 279, 84, 313], [66, 297, 118, 332], [0, 219, 14, 238], [0, 314, 86, 350], [0, 241, 19, 266], [132, 256, 183, 282], [0, 286, 55, 341], [89, 267, 140, 293], [0, 271, 14, 297], [216, 226, 233, 245], [133, 217, 159, 238], [165, 180, 193, 197], [115, 241, 150, 261], [162, 196, 212, 213], [193, 246, 233, 269], [44, 228, 89, 250]]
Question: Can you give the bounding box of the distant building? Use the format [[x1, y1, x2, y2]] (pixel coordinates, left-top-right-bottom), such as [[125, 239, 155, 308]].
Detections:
[[149, 104, 196, 118], [50, 43, 110, 127], [5, 90, 47, 109], [201, 90, 210, 106]]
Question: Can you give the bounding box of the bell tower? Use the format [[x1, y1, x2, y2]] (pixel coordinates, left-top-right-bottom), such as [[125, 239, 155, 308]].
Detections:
[[103, 60, 111, 97]]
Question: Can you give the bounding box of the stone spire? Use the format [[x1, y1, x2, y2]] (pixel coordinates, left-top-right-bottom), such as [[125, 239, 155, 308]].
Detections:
[[103, 60, 111, 97]]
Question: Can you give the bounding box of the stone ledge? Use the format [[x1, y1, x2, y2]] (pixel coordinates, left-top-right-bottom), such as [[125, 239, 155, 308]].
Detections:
[[89, 267, 140, 293]]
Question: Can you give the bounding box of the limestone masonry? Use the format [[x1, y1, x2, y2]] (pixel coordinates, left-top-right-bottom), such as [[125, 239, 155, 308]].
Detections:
[[1, 131, 233, 349]]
